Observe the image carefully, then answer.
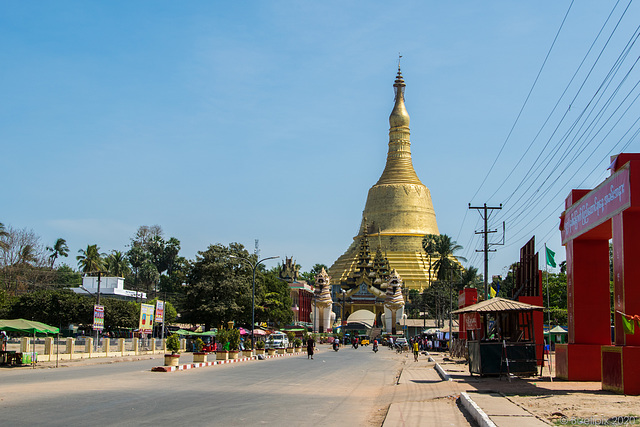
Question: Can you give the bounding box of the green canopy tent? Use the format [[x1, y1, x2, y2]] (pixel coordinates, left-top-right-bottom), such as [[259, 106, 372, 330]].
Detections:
[[0, 319, 60, 368], [173, 329, 216, 337], [0, 319, 60, 335]]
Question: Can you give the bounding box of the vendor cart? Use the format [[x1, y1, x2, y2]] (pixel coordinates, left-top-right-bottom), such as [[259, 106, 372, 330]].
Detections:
[[452, 298, 543, 377]]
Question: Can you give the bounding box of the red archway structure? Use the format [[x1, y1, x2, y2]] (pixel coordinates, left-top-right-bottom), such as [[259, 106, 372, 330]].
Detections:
[[558, 153, 640, 394]]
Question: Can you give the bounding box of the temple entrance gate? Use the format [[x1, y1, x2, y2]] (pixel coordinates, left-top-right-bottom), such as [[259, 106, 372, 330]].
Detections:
[[558, 153, 640, 394]]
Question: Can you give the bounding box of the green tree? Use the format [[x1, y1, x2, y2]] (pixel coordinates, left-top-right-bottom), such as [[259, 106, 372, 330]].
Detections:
[[46, 238, 69, 268], [256, 271, 293, 328], [106, 251, 130, 278], [76, 244, 106, 276], [9, 289, 92, 326], [147, 297, 178, 324], [0, 222, 9, 251], [184, 243, 253, 330], [54, 264, 82, 286], [460, 266, 481, 291], [139, 260, 160, 299], [300, 263, 328, 285], [126, 244, 148, 298], [102, 299, 139, 330], [19, 244, 38, 266], [431, 234, 466, 281]]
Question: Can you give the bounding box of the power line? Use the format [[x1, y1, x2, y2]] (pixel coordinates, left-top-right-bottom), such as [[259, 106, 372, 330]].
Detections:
[[468, 0, 576, 203]]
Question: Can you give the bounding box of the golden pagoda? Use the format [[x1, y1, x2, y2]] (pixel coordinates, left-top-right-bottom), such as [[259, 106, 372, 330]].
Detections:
[[329, 66, 440, 295]]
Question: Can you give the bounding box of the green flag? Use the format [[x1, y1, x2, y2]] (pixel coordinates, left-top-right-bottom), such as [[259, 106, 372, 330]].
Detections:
[[546, 247, 557, 268], [622, 315, 635, 335]]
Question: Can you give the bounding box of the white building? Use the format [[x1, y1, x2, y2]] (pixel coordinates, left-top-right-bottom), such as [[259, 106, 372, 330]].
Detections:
[[72, 276, 146, 301]]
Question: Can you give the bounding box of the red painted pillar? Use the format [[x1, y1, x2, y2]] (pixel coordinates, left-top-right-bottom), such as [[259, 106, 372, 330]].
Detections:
[[612, 211, 640, 347], [603, 210, 640, 394], [567, 238, 611, 345], [557, 235, 610, 380]]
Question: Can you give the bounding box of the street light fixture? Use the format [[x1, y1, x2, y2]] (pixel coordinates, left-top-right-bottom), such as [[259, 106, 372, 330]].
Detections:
[[229, 254, 279, 351], [341, 289, 346, 346]]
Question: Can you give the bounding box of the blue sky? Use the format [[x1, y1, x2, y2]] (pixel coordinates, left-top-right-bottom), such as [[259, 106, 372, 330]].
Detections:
[[2, 1, 639, 278]]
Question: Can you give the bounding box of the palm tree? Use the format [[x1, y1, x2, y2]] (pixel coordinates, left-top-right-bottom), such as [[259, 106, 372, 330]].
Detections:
[[422, 234, 438, 286], [431, 234, 467, 282], [460, 266, 480, 291], [0, 222, 9, 252], [107, 250, 131, 278], [76, 244, 106, 276], [46, 238, 69, 268], [19, 244, 38, 265]]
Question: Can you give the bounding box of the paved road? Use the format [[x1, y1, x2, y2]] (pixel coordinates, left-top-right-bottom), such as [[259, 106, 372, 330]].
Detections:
[[1, 345, 402, 426]]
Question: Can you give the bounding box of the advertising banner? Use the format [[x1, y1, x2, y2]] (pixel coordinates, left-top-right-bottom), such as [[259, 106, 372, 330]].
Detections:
[[562, 166, 631, 243], [139, 303, 155, 334], [93, 305, 104, 331], [155, 300, 164, 324]]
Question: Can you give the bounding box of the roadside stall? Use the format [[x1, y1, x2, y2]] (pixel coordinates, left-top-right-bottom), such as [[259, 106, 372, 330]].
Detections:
[[0, 318, 60, 367], [451, 298, 543, 377], [545, 325, 568, 349]]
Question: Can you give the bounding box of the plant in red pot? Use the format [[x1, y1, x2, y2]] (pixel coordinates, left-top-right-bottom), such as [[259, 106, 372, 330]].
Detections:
[[164, 333, 181, 366]]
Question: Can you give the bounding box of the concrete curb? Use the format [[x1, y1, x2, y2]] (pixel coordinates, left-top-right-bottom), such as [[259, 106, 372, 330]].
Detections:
[[434, 363, 451, 381], [151, 351, 305, 372], [459, 392, 497, 427]]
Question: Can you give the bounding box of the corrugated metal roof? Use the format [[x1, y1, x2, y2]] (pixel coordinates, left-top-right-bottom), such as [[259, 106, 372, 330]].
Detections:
[[451, 297, 543, 314]]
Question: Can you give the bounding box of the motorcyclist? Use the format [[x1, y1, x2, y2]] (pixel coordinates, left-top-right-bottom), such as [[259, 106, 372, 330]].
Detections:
[[373, 339, 378, 353], [333, 339, 339, 351]]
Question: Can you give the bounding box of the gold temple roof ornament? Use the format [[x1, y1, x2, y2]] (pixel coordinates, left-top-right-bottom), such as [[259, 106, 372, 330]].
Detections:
[[329, 66, 441, 292]]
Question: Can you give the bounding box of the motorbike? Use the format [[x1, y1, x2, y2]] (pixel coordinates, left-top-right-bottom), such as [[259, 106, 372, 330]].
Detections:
[[333, 341, 339, 352]]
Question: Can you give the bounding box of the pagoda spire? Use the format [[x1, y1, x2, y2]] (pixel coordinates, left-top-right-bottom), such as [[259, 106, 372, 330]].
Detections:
[[376, 66, 423, 186]]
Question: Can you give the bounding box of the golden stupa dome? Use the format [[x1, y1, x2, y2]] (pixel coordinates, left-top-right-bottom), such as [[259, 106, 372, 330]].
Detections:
[[329, 65, 440, 292], [389, 68, 410, 128]]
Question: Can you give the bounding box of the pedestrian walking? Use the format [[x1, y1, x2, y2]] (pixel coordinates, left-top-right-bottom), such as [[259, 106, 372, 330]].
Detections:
[[307, 336, 315, 360], [413, 340, 419, 362]]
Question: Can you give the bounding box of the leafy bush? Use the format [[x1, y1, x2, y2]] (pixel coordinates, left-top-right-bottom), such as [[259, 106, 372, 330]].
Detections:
[[216, 329, 228, 349], [255, 339, 265, 349], [293, 338, 302, 348], [228, 328, 241, 351], [194, 338, 204, 352], [166, 333, 180, 354], [286, 331, 295, 346]]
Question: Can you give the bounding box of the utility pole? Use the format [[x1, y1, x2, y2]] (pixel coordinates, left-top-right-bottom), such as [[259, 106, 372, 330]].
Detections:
[[469, 203, 503, 300]]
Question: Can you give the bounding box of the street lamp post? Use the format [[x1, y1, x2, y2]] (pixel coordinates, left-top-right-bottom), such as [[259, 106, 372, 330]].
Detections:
[[341, 289, 346, 346], [230, 255, 279, 351]]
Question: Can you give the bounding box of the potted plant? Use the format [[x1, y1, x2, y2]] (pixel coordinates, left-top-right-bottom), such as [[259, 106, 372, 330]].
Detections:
[[267, 336, 276, 355], [286, 331, 295, 353], [164, 333, 181, 366], [242, 338, 253, 358], [193, 338, 207, 363], [255, 339, 265, 355], [293, 338, 302, 353], [227, 328, 241, 360], [216, 329, 229, 361]]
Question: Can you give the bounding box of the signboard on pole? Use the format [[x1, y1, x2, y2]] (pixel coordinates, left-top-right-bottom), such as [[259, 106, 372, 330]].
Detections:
[[139, 303, 155, 334], [93, 305, 104, 331], [155, 300, 164, 324]]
